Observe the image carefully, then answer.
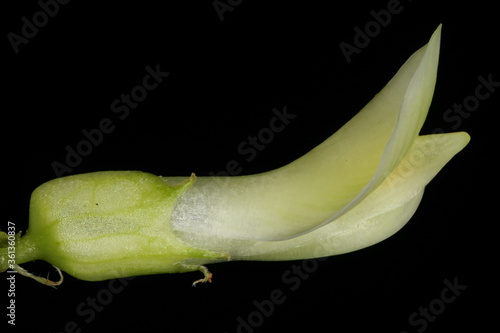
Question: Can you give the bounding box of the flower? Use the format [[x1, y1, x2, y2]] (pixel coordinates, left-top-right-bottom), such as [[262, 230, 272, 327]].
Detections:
[[0, 25, 470, 285], [169, 24, 470, 261]]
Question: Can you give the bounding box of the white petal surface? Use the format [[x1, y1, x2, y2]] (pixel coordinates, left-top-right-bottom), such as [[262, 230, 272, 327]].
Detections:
[[174, 132, 470, 260], [170, 26, 443, 241]]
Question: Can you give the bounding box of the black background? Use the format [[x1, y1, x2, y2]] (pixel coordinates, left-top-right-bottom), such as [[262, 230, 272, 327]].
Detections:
[[3, 0, 497, 332]]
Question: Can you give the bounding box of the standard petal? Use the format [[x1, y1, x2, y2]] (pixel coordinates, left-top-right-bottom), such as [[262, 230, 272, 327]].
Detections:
[[170, 26, 442, 241], [173, 132, 470, 260]]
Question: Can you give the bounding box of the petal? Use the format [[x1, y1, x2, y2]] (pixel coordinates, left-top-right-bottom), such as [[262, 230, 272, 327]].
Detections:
[[170, 26, 442, 241], [175, 132, 470, 259]]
